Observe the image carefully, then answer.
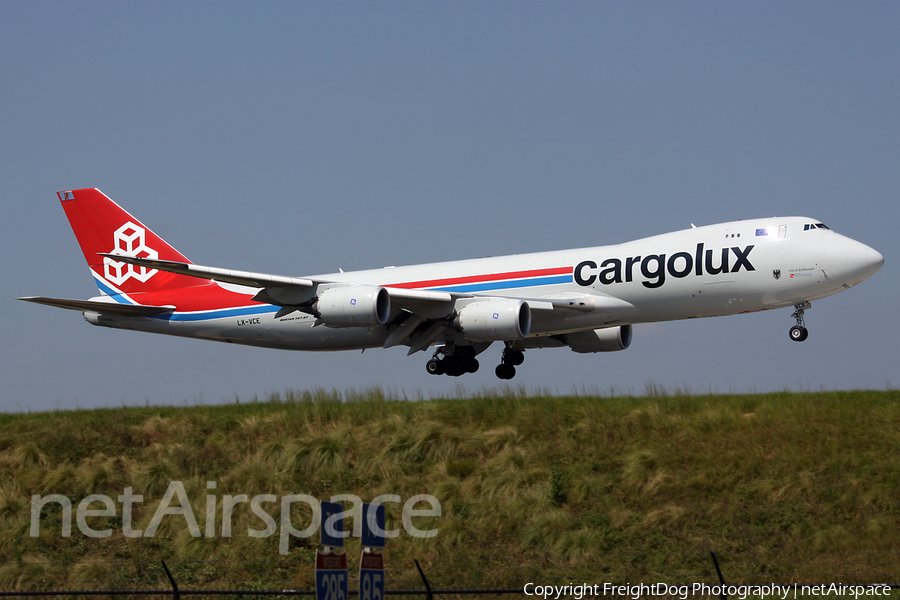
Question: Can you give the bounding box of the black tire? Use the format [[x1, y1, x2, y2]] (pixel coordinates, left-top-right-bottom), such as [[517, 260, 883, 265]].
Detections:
[[506, 349, 525, 366], [495, 363, 516, 380], [789, 325, 807, 342], [464, 358, 479, 373], [457, 346, 476, 360], [426, 358, 444, 375], [444, 357, 465, 377]]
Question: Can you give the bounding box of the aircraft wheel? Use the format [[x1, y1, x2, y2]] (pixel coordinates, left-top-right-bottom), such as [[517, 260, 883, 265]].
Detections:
[[464, 358, 479, 374], [426, 358, 445, 375], [495, 364, 516, 380], [444, 357, 466, 377], [457, 346, 477, 360], [505, 349, 525, 366], [789, 325, 808, 342]]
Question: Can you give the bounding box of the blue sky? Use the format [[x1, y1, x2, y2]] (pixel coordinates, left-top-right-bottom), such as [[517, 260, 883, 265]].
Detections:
[[2, 2, 897, 411]]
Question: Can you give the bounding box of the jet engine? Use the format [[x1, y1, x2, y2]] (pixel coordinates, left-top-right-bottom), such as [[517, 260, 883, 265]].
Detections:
[[455, 299, 532, 341], [315, 285, 391, 327], [565, 325, 632, 353]]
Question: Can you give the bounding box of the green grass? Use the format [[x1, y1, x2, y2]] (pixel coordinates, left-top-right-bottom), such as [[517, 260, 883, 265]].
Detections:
[[0, 388, 898, 590]]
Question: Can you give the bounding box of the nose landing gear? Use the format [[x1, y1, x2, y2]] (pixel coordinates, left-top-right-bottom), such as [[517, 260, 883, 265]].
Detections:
[[789, 301, 811, 342]]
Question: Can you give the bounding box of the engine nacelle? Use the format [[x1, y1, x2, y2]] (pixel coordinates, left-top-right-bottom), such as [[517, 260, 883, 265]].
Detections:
[[315, 285, 391, 327], [455, 299, 532, 341], [565, 325, 632, 353]]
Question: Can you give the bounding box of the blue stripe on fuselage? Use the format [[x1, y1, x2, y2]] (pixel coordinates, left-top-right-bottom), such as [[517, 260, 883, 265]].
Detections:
[[152, 304, 279, 322], [428, 274, 573, 294], [92, 274, 135, 305]]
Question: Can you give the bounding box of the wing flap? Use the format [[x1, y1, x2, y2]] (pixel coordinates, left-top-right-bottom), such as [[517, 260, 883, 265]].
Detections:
[[520, 292, 635, 313], [523, 292, 638, 327], [385, 287, 453, 302]]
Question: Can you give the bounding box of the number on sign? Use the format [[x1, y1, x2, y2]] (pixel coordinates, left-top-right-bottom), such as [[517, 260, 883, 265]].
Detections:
[[317, 572, 347, 600], [360, 571, 383, 600]]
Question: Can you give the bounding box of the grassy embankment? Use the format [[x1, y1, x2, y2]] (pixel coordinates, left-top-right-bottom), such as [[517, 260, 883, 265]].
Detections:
[[0, 388, 898, 590]]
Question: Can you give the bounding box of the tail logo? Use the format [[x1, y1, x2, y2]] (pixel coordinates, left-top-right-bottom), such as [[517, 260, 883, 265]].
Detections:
[[103, 222, 158, 285]]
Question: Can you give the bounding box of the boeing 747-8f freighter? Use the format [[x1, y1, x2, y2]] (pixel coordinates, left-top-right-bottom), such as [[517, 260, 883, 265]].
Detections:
[[20, 189, 883, 379]]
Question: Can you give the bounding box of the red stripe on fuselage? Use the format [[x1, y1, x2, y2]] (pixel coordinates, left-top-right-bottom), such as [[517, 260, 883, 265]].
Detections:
[[386, 266, 573, 290]]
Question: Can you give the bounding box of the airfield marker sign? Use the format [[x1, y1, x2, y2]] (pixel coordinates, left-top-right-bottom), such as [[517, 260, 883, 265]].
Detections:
[[315, 549, 348, 600], [359, 503, 386, 599], [321, 500, 345, 549], [361, 503, 386, 549], [316, 501, 348, 600], [359, 548, 384, 600]]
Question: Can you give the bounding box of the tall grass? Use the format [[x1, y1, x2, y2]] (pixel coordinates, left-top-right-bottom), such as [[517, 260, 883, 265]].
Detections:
[[0, 388, 897, 588]]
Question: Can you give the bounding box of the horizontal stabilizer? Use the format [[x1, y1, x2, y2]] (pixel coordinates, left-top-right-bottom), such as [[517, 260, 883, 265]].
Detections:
[[18, 296, 174, 317]]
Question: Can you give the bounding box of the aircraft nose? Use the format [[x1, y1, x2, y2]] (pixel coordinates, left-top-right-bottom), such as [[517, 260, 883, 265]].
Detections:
[[866, 246, 885, 278], [832, 237, 883, 283]]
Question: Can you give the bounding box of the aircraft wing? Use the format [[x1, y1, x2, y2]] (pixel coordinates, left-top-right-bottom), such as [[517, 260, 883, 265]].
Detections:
[[17, 296, 174, 317]]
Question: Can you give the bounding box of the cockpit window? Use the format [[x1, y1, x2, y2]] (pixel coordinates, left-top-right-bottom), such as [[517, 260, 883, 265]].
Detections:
[[804, 223, 831, 231], [815, 223, 830, 230]]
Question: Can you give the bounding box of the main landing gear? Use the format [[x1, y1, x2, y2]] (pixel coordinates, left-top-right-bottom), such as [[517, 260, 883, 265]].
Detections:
[[425, 345, 479, 377], [424, 343, 527, 379], [495, 345, 524, 380], [789, 301, 811, 342]]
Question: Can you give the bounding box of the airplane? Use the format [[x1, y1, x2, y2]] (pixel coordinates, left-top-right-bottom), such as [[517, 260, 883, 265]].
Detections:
[[19, 188, 884, 379]]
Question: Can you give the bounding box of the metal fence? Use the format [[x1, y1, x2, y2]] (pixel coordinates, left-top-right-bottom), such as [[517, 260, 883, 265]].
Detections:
[[0, 551, 897, 598]]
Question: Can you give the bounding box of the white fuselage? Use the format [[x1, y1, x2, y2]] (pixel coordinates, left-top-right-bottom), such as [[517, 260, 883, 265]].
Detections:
[[89, 216, 882, 351]]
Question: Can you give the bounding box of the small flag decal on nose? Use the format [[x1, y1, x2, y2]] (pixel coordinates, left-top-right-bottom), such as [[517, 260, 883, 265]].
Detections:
[[756, 229, 768, 236]]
